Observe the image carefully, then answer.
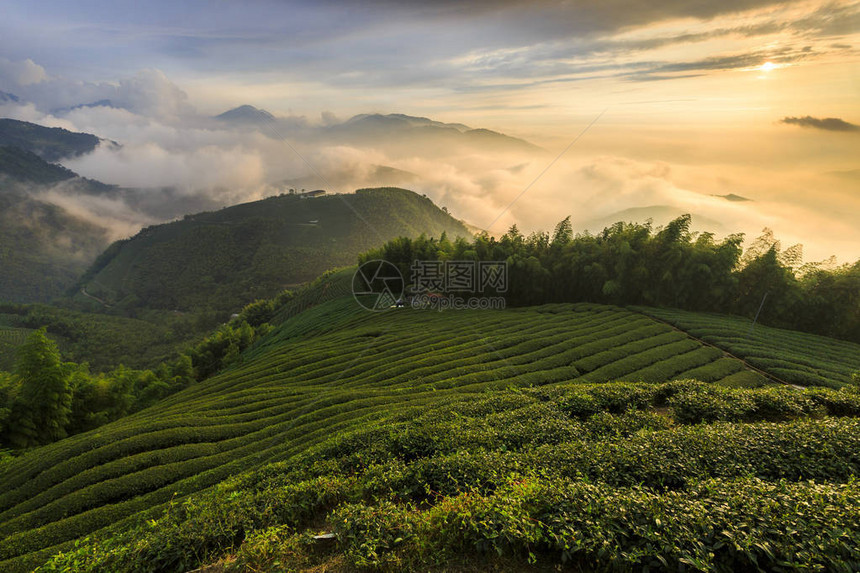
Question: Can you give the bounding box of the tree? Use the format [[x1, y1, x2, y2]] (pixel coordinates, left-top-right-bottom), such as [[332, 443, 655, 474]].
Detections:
[[0, 372, 16, 441], [9, 328, 72, 447], [551, 216, 573, 247], [734, 247, 800, 325]]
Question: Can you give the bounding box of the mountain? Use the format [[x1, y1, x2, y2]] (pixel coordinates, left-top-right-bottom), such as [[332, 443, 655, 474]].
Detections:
[[328, 113, 543, 153], [0, 146, 117, 303], [0, 118, 101, 162], [214, 104, 275, 124], [0, 145, 119, 303], [2, 268, 859, 572], [342, 112, 470, 132], [0, 191, 110, 304], [0, 145, 77, 185], [714, 193, 752, 202], [74, 187, 470, 314], [0, 92, 19, 103]]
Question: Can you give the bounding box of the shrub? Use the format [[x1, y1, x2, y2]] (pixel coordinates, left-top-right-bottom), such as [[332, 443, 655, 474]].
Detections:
[[332, 501, 416, 569]]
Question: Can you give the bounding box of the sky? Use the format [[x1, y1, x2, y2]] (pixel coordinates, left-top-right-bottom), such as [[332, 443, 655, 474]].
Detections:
[[0, 0, 858, 262]]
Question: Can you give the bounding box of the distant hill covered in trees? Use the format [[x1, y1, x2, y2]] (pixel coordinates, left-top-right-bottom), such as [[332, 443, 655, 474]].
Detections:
[[0, 118, 102, 162], [74, 187, 471, 315]]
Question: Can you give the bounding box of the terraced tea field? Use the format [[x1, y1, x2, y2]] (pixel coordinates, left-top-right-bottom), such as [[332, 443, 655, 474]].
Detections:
[[0, 299, 762, 570], [638, 307, 860, 389], [1, 296, 857, 571]]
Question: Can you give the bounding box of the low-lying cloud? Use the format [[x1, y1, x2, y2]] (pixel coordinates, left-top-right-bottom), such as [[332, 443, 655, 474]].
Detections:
[[1, 59, 858, 267]]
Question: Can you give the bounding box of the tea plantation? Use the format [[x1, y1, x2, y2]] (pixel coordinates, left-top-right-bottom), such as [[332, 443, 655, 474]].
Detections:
[[639, 307, 860, 389], [1, 292, 859, 571]]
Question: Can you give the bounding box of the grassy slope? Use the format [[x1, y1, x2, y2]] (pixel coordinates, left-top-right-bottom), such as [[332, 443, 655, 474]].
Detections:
[[4, 277, 860, 569], [76, 187, 471, 314]]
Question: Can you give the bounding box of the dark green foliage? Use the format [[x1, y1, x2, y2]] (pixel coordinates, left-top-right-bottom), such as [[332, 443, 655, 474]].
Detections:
[[75, 188, 470, 314], [184, 320, 269, 380], [0, 293, 858, 572], [0, 329, 194, 451], [6, 329, 71, 448], [0, 327, 32, 371], [0, 119, 100, 162], [0, 146, 76, 185], [0, 193, 110, 304], [366, 216, 860, 342], [3, 304, 200, 371]]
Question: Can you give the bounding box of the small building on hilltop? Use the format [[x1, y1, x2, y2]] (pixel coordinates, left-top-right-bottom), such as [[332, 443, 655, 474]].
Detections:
[[299, 189, 326, 198]]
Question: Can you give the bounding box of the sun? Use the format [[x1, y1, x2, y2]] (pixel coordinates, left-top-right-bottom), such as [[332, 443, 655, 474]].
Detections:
[[759, 61, 777, 72]]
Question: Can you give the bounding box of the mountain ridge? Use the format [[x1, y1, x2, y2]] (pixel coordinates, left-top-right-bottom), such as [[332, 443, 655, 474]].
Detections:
[[73, 187, 471, 314], [0, 118, 102, 162]]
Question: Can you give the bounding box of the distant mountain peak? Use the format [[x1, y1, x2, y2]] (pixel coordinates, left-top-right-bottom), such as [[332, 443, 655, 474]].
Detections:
[[331, 112, 543, 152], [0, 91, 19, 103], [344, 113, 470, 132], [215, 105, 275, 123], [713, 193, 752, 202]]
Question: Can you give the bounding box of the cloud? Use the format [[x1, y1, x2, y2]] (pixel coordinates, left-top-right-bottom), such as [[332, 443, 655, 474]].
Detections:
[[3, 0, 855, 103], [780, 116, 859, 132], [0, 57, 47, 86], [1, 51, 857, 266], [622, 43, 821, 81], [0, 60, 195, 120]]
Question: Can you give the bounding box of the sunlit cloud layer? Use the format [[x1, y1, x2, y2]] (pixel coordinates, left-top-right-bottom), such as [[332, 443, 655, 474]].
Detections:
[[0, 0, 858, 263]]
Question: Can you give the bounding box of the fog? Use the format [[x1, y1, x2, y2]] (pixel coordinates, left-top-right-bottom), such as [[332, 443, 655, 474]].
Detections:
[[1, 63, 858, 265]]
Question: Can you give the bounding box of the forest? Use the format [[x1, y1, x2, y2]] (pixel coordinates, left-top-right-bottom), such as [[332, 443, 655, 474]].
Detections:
[[362, 215, 860, 343], [0, 311, 274, 453]]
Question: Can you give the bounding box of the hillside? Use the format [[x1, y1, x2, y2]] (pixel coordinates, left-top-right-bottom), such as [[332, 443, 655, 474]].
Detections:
[[0, 304, 196, 371], [0, 146, 77, 185], [74, 188, 471, 314], [0, 191, 111, 304], [0, 119, 101, 162], [1, 271, 859, 570], [0, 124, 119, 303]]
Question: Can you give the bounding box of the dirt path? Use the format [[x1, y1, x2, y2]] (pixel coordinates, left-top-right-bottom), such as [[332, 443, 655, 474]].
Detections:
[[80, 286, 113, 308]]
